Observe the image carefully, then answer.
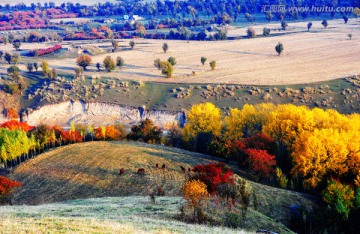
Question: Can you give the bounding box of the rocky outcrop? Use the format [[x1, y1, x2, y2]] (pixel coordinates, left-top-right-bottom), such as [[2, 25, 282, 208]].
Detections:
[[22, 101, 186, 128]]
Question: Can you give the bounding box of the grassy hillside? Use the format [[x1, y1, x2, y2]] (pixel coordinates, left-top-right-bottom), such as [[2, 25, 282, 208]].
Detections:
[[0, 196, 248, 234], [11, 141, 217, 205], [8, 141, 319, 233]]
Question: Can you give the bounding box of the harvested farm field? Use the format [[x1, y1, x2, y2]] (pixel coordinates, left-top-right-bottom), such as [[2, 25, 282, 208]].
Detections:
[[13, 19, 358, 85]]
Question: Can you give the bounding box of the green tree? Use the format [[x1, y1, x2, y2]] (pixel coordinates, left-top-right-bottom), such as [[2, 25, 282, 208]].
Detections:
[[129, 40, 136, 50], [116, 57, 125, 69], [167, 57, 177, 66], [247, 27, 257, 38], [12, 39, 21, 50], [307, 22, 313, 32], [201, 57, 207, 66], [322, 20, 328, 29], [33, 62, 38, 72], [162, 43, 169, 53], [275, 42, 284, 56], [103, 56, 116, 72], [26, 63, 33, 72], [263, 28, 270, 37]]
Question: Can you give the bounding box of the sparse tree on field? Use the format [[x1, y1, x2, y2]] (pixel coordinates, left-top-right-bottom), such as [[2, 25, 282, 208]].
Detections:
[[2, 36, 8, 45], [343, 16, 349, 24], [7, 65, 20, 75], [129, 40, 136, 50], [209, 60, 216, 70], [161, 61, 174, 78], [275, 42, 284, 56], [76, 55, 92, 70], [75, 67, 83, 77], [4, 53, 18, 65], [48, 68, 57, 80], [33, 62, 38, 72], [247, 27, 257, 38], [281, 21, 288, 30], [154, 58, 162, 70], [4, 52, 12, 64], [96, 62, 101, 71], [266, 12, 273, 22], [12, 39, 21, 50], [111, 40, 119, 52], [307, 22, 313, 32], [103, 55, 116, 72], [116, 56, 125, 69], [348, 33, 353, 40], [322, 20, 328, 29], [26, 63, 33, 72], [8, 34, 14, 43], [41, 60, 50, 75], [263, 27, 271, 37], [0, 51, 3, 59], [201, 57, 207, 66], [167, 57, 177, 66], [162, 43, 169, 53]]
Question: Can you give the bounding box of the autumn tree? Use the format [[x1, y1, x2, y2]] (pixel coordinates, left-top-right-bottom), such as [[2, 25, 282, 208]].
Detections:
[[184, 103, 222, 140], [181, 179, 210, 222], [245, 148, 276, 179], [209, 60, 216, 70], [127, 119, 162, 144], [161, 61, 173, 78], [191, 163, 234, 194], [76, 55, 92, 70], [103, 56, 116, 72], [41, 60, 50, 76], [0, 176, 21, 205]]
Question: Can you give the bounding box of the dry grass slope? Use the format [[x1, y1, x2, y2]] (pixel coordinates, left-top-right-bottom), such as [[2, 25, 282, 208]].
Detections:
[[11, 141, 216, 205]]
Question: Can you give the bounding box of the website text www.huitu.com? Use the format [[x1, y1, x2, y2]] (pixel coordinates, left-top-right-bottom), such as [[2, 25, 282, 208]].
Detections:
[[262, 5, 354, 13]]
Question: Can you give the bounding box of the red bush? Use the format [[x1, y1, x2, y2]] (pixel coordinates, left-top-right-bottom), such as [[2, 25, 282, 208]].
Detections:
[[191, 163, 234, 194], [0, 176, 21, 204], [245, 149, 276, 178], [0, 120, 34, 132], [245, 133, 277, 154], [30, 44, 62, 57]]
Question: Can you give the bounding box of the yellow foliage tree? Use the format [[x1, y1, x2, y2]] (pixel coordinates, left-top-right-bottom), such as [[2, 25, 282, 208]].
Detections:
[[225, 103, 275, 139], [263, 104, 317, 148], [181, 179, 210, 221], [292, 129, 350, 188], [183, 103, 222, 140]]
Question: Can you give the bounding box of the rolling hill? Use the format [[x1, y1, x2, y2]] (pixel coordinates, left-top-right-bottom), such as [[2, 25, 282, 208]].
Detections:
[[7, 141, 320, 233]]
